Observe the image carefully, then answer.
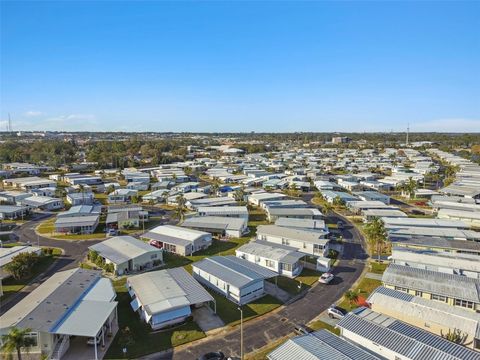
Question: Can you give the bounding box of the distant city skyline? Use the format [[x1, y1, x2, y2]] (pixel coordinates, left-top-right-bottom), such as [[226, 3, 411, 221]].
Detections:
[[1, 1, 479, 132]]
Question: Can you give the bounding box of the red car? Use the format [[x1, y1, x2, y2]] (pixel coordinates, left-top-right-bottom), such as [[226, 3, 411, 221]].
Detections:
[[149, 240, 163, 249]]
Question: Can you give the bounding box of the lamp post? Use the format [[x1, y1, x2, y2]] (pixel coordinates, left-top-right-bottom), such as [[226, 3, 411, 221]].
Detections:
[[238, 306, 243, 360]]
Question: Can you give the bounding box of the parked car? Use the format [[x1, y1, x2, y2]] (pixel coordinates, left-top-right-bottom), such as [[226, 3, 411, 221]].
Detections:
[[327, 305, 347, 319], [107, 228, 118, 236], [319, 272, 335, 284], [197, 352, 226, 360], [293, 324, 311, 335], [337, 221, 344, 229], [149, 239, 163, 249]]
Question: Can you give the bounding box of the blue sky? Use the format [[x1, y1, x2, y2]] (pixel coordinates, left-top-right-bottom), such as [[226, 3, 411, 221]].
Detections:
[[1, 1, 479, 132]]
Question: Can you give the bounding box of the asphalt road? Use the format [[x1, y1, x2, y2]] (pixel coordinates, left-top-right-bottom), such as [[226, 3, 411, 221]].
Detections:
[[1, 212, 100, 314], [142, 196, 367, 360]]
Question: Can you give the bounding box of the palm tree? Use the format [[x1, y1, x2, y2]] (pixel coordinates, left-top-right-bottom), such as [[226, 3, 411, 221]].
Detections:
[[78, 184, 85, 204], [344, 290, 359, 306], [405, 177, 417, 200], [1, 327, 36, 360], [322, 202, 333, 217], [364, 217, 387, 262], [211, 179, 220, 195], [233, 187, 245, 203], [174, 194, 187, 222]]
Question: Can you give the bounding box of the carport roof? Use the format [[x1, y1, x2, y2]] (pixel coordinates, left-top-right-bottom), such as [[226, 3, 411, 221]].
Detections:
[[52, 300, 117, 337]]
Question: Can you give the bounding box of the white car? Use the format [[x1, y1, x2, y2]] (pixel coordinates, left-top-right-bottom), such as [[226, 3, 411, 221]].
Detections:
[[327, 305, 347, 319], [319, 272, 335, 284]]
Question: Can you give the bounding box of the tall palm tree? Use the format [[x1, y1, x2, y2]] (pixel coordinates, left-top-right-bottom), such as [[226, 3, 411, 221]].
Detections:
[[405, 177, 417, 200], [174, 194, 187, 222], [233, 187, 245, 203], [211, 179, 220, 195], [322, 202, 333, 217], [1, 327, 36, 360], [364, 217, 387, 262]]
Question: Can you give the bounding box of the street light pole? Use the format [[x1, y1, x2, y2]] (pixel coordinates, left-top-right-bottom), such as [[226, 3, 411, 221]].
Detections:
[[238, 306, 243, 360]]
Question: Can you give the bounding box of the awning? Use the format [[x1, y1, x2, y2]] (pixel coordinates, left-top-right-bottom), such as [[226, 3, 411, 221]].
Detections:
[[52, 300, 117, 337], [130, 298, 141, 312], [151, 306, 191, 326]]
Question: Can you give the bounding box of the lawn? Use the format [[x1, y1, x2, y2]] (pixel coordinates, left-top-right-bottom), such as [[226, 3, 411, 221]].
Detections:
[[208, 290, 282, 327], [308, 320, 340, 335], [0, 248, 62, 301], [104, 279, 206, 359], [94, 193, 108, 205], [267, 268, 320, 295], [369, 261, 388, 274], [36, 218, 107, 240], [338, 277, 382, 312]]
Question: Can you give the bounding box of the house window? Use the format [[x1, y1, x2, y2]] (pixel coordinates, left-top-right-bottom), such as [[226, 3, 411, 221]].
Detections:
[[282, 238, 290, 246], [24, 333, 38, 347], [431, 294, 448, 303], [281, 263, 292, 272], [265, 260, 275, 268], [394, 286, 408, 293], [415, 290, 423, 297], [454, 299, 475, 309]]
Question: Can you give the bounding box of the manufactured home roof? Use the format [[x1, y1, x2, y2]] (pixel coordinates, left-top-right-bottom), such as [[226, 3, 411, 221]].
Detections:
[[337, 308, 480, 360], [143, 225, 210, 247], [193, 255, 277, 289], [237, 240, 305, 264], [267, 207, 323, 217], [127, 267, 213, 316], [196, 206, 248, 215], [182, 216, 246, 232], [257, 225, 328, 245], [382, 264, 480, 303], [391, 236, 480, 253], [367, 287, 480, 339], [267, 329, 381, 360], [382, 217, 469, 229], [391, 247, 480, 273], [0, 268, 116, 338], [55, 214, 99, 227], [274, 217, 326, 230], [89, 236, 160, 265]]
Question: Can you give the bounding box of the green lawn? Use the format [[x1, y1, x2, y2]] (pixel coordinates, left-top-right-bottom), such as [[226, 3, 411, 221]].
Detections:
[[104, 279, 206, 359], [0, 249, 62, 302], [208, 290, 282, 327], [308, 320, 340, 335], [338, 277, 382, 312], [369, 261, 388, 274], [267, 268, 321, 295]]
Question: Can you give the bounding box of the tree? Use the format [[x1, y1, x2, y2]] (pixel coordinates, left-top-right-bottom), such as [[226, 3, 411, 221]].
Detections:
[[344, 290, 359, 306], [404, 177, 417, 199], [174, 194, 187, 222], [1, 327, 36, 360], [4, 252, 40, 280], [332, 196, 345, 207], [322, 202, 333, 217], [441, 328, 468, 345], [210, 179, 220, 195], [88, 250, 99, 264], [364, 217, 387, 262], [233, 187, 245, 203]]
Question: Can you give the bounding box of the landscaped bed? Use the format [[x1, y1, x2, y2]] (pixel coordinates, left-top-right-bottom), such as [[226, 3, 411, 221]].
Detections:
[[337, 277, 382, 312], [36, 217, 107, 240]]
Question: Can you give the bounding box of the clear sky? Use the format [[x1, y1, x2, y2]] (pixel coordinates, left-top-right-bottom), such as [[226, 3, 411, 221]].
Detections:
[[1, 1, 479, 132]]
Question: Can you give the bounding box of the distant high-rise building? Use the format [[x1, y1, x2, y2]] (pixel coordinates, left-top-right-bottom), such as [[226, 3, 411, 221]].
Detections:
[[331, 136, 351, 144]]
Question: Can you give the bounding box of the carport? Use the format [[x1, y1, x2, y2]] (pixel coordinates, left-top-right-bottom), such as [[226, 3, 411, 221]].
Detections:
[[52, 300, 118, 360]]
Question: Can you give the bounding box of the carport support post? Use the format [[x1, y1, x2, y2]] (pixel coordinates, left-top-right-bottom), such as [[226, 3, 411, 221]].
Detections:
[[238, 306, 243, 360], [94, 337, 98, 360]]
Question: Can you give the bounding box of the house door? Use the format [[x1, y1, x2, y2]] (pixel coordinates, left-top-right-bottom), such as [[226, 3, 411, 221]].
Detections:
[[128, 260, 133, 271]]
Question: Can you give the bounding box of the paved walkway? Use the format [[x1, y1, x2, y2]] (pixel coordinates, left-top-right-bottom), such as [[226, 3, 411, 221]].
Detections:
[[193, 306, 225, 333], [265, 281, 293, 303], [365, 272, 383, 280]]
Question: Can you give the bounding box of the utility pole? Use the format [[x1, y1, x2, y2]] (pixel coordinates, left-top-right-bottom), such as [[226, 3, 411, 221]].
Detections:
[[238, 306, 244, 360], [406, 123, 410, 147]]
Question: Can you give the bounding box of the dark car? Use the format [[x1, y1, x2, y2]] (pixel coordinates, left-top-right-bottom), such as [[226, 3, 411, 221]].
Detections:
[[197, 351, 226, 360]]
